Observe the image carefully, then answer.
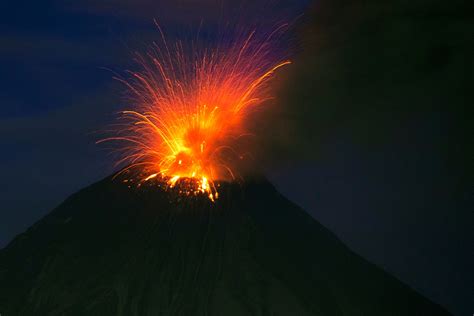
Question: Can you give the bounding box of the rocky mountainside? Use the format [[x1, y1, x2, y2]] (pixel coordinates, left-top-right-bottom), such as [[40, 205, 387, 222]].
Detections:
[[0, 175, 451, 315]]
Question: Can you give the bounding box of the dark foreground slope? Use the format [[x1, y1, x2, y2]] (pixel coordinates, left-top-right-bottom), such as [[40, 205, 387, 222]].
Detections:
[[0, 176, 450, 315]]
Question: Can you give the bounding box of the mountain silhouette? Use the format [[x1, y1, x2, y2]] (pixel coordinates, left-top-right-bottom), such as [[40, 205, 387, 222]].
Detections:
[[0, 175, 451, 315]]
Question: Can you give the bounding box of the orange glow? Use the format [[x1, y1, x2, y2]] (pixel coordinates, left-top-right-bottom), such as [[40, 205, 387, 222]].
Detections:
[[99, 27, 290, 200]]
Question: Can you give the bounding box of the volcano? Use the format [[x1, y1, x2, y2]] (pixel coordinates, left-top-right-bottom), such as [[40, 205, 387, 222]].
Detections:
[[0, 176, 450, 315]]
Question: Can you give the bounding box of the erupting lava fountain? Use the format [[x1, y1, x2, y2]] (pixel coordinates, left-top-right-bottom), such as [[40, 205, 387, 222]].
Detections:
[[99, 25, 290, 201]]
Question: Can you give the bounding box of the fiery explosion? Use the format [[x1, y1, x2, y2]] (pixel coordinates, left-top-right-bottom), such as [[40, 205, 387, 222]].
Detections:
[[99, 26, 290, 201]]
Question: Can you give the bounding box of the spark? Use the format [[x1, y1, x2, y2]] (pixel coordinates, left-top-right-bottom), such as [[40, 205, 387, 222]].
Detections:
[[144, 173, 158, 181]]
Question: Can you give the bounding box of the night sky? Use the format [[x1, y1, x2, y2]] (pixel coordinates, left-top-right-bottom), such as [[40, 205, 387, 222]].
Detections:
[[0, 0, 471, 315]]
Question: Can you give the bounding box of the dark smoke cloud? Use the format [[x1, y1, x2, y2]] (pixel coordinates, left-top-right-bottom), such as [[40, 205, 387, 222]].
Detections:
[[255, 0, 471, 168]]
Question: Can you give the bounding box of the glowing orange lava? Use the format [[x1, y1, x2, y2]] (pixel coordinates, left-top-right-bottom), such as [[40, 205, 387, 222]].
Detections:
[[99, 27, 290, 201]]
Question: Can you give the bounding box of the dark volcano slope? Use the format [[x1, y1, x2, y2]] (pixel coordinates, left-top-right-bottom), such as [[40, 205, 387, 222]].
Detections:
[[0, 176, 450, 315]]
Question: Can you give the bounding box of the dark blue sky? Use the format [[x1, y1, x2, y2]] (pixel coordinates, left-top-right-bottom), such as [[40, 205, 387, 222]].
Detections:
[[0, 0, 471, 315]]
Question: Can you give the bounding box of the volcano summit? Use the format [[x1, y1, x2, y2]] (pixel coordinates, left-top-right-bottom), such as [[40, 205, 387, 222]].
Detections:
[[0, 175, 450, 315]]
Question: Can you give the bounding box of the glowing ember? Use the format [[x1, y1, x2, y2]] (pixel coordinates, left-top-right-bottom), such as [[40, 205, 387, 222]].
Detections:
[[99, 26, 290, 200]]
